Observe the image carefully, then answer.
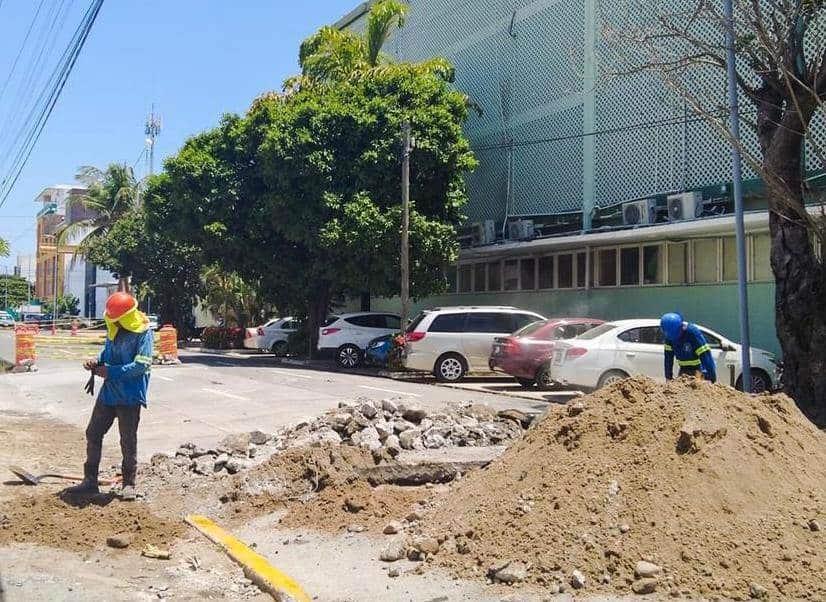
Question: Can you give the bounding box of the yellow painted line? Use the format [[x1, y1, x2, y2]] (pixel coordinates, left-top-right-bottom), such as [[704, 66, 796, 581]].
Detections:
[[184, 515, 310, 602]]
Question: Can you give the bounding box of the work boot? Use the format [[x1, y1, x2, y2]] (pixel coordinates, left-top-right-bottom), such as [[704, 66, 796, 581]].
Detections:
[[63, 478, 99, 496], [120, 485, 136, 501]]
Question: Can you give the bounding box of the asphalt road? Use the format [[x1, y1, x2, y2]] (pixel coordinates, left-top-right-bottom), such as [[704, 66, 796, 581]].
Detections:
[[0, 350, 557, 461]]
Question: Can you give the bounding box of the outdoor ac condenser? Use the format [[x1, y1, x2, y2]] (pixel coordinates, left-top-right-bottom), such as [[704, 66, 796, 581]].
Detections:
[[507, 219, 534, 241], [667, 191, 702, 221], [622, 199, 657, 226]]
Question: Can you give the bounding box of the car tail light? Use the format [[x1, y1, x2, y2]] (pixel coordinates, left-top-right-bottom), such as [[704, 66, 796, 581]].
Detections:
[[503, 337, 520, 353], [257, 327, 265, 336], [321, 327, 341, 336], [405, 331, 426, 343], [244, 329, 253, 339], [566, 347, 588, 358]]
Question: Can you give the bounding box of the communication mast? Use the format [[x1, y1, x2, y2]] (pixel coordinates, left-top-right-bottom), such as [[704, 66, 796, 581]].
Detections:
[[144, 105, 162, 176]]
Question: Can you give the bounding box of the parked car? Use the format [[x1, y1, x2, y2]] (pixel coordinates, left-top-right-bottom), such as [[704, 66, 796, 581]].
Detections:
[[403, 306, 546, 382], [318, 312, 402, 368], [244, 317, 300, 355], [365, 334, 393, 367], [550, 319, 780, 393], [489, 318, 604, 389], [0, 311, 14, 327]]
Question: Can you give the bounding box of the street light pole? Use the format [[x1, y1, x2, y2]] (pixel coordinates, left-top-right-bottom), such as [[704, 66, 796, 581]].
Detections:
[[723, 0, 752, 391], [400, 122, 412, 332]]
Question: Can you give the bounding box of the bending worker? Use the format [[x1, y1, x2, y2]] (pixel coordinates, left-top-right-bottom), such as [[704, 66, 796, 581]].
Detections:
[[660, 312, 716, 383], [66, 291, 153, 500]]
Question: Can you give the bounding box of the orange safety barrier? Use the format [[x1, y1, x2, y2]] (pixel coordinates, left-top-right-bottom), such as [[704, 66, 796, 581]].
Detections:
[[14, 325, 37, 367], [158, 324, 178, 362]]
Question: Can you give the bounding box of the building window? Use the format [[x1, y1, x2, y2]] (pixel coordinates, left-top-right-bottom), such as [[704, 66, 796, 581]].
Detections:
[[722, 236, 739, 282], [446, 266, 457, 293], [597, 248, 617, 286], [576, 252, 587, 288], [693, 239, 718, 283], [520, 258, 536, 290], [538, 256, 554, 289], [643, 245, 663, 285], [557, 254, 573, 288], [473, 263, 486, 292], [488, 261, 501, 291], [459, 265, 472, 293], [752, 233, 772, 281], [620, 247, 640, 286], [504, 259, 519, 291], [667, 242, 688, 284]]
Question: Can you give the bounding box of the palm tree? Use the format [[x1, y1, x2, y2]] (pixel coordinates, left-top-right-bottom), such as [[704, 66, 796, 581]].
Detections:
[[0, 237, 8, 258], [56, 163, 140, 252], [295, 0, 453, 86]]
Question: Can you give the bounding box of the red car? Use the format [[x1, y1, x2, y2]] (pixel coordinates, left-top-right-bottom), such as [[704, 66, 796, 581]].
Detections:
[[489, 318, 604, 389]]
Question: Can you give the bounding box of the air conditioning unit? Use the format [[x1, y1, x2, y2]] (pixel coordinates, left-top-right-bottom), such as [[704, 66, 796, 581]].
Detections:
[[622, 199, 657, 226], [667, 192, 702, 222], [483, 219, 496, 244], [507, 219, 534, 241], [469, 222, 485, 246]]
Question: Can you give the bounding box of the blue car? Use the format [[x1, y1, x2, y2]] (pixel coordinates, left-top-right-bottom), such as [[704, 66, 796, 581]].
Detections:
[[365, 334, 393, 367]]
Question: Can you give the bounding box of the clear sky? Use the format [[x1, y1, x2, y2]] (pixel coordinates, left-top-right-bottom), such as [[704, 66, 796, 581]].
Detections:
[[0, 0, 357, 269]]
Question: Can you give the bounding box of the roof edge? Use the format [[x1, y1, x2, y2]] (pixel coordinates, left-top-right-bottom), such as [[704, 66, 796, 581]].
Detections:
[[334, 1, 372, 30]]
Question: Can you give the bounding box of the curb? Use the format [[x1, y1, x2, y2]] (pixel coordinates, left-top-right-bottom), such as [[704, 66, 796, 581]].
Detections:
[[185, 515, 310, 602]]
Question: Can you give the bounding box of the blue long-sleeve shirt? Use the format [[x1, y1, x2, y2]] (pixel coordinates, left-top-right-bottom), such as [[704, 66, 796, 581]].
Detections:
[[97, 329, 153, 406], [664, 322, 716, 383]]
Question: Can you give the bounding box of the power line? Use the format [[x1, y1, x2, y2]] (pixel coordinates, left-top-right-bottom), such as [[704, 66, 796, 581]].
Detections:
[[0, 0, 47, 105]]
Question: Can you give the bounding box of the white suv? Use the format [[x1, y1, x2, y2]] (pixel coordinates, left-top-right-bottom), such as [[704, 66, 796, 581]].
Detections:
[[403, 306, 545, 382], [318, 312, 402, 368]]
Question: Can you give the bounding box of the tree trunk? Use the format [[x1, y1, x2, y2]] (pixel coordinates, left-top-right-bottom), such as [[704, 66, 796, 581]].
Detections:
[[764, 136, 826, 426], [307, 283, 331, 359]]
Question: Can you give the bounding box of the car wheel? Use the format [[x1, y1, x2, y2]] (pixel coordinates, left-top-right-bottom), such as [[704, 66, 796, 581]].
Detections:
[[336, 344, 362, 369], [516, 378, 535, 389], [535, 363, 555, 391], [270, 340, 288, 357], [434, 353, 466, 382], [597, 369, 629, 389], [736, 369, 771, 393]]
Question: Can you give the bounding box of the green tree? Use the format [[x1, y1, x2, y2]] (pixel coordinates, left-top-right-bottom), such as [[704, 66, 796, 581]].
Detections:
[[42, 294, 80, 316], [57, 164, 140, 252], [201, 264, 268, 328], [0, 274, 32, 310], [0, 238, 8, 257]]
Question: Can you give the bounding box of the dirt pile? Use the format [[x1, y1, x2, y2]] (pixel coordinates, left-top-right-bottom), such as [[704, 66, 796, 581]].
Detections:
[[0, 493, 184, 552], [420, 377, 826, 599]]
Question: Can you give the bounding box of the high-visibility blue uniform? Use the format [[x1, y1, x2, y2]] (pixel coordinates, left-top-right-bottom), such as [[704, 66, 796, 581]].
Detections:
[[663, 322, 716, 383], [97, 329, 153, 406]]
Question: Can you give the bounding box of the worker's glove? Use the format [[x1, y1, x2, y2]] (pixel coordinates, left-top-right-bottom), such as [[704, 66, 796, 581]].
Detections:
[[84, 372, 95, 396]]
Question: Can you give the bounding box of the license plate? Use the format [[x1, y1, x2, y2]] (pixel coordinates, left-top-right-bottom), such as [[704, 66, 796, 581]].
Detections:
[[552, 350, 565, 366]]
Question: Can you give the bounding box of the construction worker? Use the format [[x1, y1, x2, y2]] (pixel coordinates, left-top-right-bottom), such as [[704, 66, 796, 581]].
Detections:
[[660, 312, 716, 383], [65, 291, 153, 500]]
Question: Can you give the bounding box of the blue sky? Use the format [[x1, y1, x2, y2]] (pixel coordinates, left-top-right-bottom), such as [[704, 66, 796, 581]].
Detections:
[[0, 0, 356, 266]]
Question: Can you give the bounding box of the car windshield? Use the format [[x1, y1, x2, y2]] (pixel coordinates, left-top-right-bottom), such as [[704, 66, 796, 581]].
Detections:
[[406, 312, 428, 333], [514, 319, 549, 337], [576, 322, 616, 340]]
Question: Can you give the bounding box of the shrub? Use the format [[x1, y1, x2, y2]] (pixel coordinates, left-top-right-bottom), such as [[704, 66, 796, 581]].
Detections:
[[201, 326, 244, 349]]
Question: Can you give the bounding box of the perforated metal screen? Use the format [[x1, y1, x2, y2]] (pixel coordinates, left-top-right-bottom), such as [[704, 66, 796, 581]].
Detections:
[[345, 0, 825, 222]]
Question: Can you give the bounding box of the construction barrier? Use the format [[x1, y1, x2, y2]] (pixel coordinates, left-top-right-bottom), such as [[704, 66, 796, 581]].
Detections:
[[13, 325, 37, 371], [158, 324, 179, 363]]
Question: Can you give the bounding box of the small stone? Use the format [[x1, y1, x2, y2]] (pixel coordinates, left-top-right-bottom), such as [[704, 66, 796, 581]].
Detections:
[[219, 433, 251, 454], [345, 498, 366, 513], [383, 521, 403, 535], [567, 401, 586, 417], [327, 412, 352, 431], [347, 524, 366, 533], [399, 428, 423, 450], [423, 432, 447, 449], [607, 480, 620, 496], [384, 434, 401, 455], [106, 534, 131, 549], [193, 455, 215, 475], [406, 510, 423, 522], [379, 538, 407, 562], [601, 572, 611, 584], [808, 519, 821, 532], [412, 536, 440, 555], [374, 420, 393, 440], [635, 560, 662, 578], [213, 453, 229, 470], [247, 444, 258, 458], [749, 582, 769, 599], [388, 567, 400, 578], [225, 458, 250, 474], [619, 523, 630, 533], [393, 419, 416, 434], [570, 569, 586, 589], [493, 561, 528, 584], [401, 404, 427, 423], [632, 578, 658, 594], [248, 430, 270, 445], [382, 399, 399, 413], [352, 426, 382, 451], [359, 403, 378, 419]]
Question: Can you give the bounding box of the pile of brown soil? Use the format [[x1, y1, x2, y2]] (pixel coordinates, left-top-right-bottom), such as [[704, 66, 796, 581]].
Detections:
[[0, 493, 184, 552], [422, 377, 826, 599]]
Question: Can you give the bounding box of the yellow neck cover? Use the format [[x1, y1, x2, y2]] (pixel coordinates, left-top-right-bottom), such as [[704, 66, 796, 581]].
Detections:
[[104, 306, 149, 341]]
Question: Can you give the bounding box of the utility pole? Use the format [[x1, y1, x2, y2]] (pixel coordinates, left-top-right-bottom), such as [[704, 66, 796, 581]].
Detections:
[[400, 122, 412, 331], [145, 105, 162, 177], [52, 239, 59, 334], [723, 0, 752, 392]]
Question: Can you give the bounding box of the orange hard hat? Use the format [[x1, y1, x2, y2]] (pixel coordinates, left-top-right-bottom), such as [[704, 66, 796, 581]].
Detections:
[[105, 292, 137, 320]]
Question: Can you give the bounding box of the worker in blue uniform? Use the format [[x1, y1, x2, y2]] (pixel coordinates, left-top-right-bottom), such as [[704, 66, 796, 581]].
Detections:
[[660, 312, 716, 383]]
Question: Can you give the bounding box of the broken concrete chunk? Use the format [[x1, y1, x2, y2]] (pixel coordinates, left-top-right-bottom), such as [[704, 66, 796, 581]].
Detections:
[[379, 537, 407, 562], [634, 560, 661, 578], [399, 428, 423, 450], [631, 577, 658, 594], [248, 430, 270, 445], [401, 404, 427, 423]]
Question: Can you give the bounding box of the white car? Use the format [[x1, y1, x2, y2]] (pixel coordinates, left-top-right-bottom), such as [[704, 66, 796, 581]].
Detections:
[[550, 319, 780, 393], [403, 306, 546, 382], [0, 311, 14, 327], [244, 317, 299, 355], [318, 312, 402, 368], [147, 314, 159, 330]]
